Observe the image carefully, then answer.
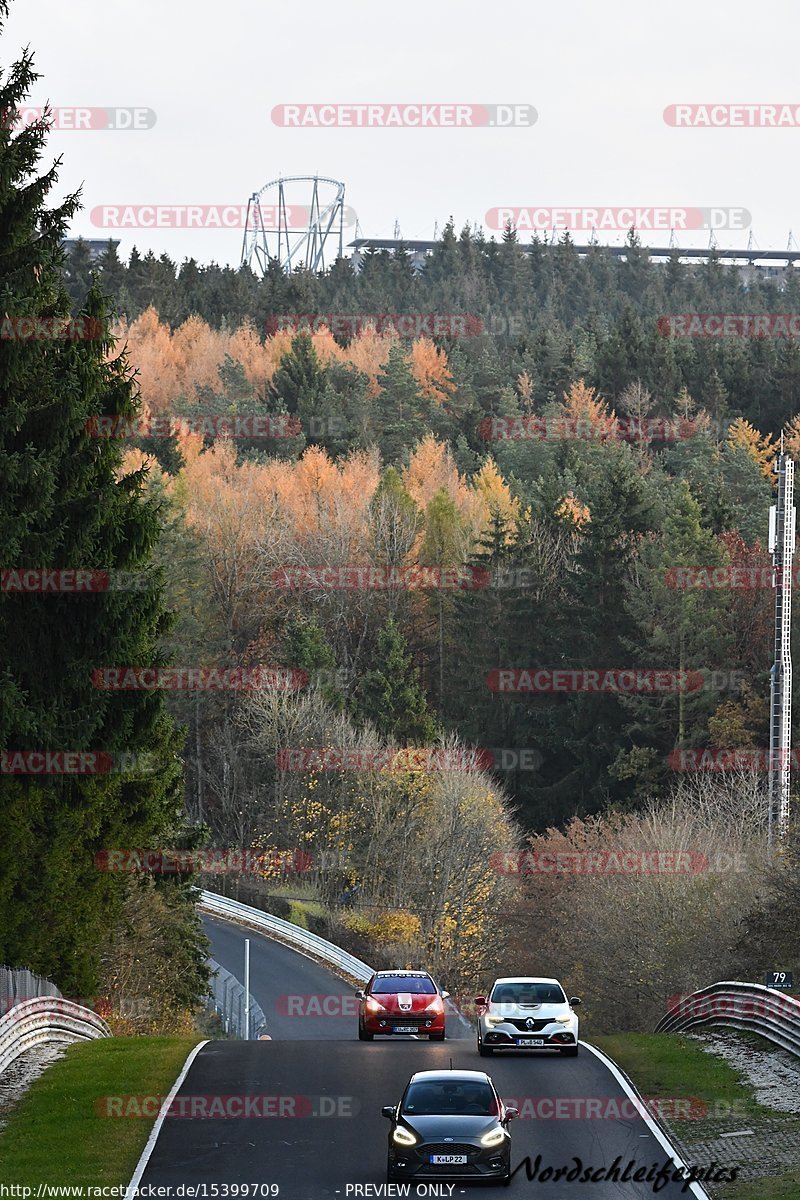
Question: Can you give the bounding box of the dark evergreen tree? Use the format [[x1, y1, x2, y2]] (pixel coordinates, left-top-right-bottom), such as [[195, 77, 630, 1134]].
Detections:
[[0, 14, 186, 992]]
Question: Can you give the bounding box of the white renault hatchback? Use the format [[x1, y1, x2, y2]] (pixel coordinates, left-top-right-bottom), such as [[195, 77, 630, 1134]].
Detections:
[[475, 977, 581, 1056]]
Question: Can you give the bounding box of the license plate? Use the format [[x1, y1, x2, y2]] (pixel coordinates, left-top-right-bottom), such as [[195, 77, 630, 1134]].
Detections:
[[393, 1026, 417, 1033], [431, 1155, 467, 1164], [517, 1037, 544, 1046]]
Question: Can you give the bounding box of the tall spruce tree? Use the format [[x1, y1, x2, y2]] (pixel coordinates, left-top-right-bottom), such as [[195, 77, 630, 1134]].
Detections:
[[0, 12, 184, 992]]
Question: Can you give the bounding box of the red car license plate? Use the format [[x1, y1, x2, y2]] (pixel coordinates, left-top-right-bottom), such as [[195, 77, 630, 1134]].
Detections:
[[393, 1026, 417, 1033]]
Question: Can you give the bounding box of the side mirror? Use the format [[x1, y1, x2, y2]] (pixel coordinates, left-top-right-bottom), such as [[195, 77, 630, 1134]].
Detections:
[[441, 990, 451, 1000], [355, 990, 365, 1000], [504, 1106, 519, 1121], [474, 995, 487, 1006], [569, 997, 581, 1007], [381, 1105, 395, 1119]]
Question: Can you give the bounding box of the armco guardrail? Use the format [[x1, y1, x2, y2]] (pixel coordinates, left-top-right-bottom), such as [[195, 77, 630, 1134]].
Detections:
[[207, 957, 268, 1039], [0, 996, 111, 1077], [655, 982, 800, 1057], [199, 890, 373, 983]]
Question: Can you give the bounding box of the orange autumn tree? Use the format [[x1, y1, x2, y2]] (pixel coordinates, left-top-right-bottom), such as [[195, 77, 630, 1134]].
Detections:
[[558, 379, 618, 439], [556, 491, 591, 529], [345, 326, 399, 397], [409, 338, 456, 405], [471, 458, 521, 543], [727, 417, 778, 481]]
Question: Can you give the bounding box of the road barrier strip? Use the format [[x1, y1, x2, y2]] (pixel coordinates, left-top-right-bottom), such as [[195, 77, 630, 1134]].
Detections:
[[127, 1040, 209, 1192], [656, 982, 800, 1058], [580, 1042, 713, 1200], [0, 996, 111, 1077]]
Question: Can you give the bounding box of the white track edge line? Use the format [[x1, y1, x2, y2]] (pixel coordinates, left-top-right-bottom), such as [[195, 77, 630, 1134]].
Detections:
[[126, 1039, 210, 1194], [581, 1040, 713, 1200]]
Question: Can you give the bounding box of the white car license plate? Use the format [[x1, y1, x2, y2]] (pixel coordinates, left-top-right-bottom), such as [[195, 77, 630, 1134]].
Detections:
[[393, 1026, 417, 1033], [517, 1037, 544, 1046], [431, 1155, 467, 1164]]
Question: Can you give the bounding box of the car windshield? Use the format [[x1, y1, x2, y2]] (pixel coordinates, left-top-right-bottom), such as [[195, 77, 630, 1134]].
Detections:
[[371, 975, 436, 994], [403, 1081, 499, 1116], [490, 982, 566, 1005]]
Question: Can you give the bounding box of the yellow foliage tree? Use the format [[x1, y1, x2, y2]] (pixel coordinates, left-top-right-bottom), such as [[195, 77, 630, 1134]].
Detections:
[[471, 458, 520, 543], [556, 491, 591, 528], [409, 338, 455, 404], [559, 379, 618, 438], [782, 414, 800, 462], [727, 417, 778, 480]]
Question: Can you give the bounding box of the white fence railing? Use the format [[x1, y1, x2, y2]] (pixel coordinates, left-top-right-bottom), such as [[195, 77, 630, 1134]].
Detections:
[[199, 891, 373, 982], [0, 996, 111, 1077], [655, 982, 800, 1057]]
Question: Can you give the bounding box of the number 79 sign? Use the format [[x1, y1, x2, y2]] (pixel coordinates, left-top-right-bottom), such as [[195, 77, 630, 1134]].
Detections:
[[766, 971, 794, 989]]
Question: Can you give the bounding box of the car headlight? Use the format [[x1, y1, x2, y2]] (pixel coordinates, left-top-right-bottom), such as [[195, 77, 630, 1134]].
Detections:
[[555, 1015, 572, 1024], [485, 1013, 506, 1026], [480, 1127, 507, 1147], [424, 999, 442, 1012], [366, 998, 384, 1011], [393, 1125, 418, 1146]]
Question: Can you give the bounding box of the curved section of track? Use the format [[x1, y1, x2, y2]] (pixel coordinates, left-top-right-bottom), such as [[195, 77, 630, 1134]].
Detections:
[[134, 916, 714, 1196]]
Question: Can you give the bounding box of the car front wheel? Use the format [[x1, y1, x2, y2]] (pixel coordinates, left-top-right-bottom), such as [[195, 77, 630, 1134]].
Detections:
[[429, 1029, 446, 1041], [477, 1031, 493, 1056], [560, 1045, 578, 1056], [358, 1023, 373, 1041]]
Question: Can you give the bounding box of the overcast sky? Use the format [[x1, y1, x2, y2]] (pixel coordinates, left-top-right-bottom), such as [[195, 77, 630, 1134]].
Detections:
[[6, 0, 800, 268]]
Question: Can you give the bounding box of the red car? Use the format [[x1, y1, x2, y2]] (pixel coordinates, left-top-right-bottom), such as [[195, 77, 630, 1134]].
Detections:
[[357, 971, 449, 1040]]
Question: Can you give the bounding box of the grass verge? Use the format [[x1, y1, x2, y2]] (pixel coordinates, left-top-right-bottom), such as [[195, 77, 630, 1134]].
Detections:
[[0, 1036, 198, 1184], [592, 1033, 799, 1199], [592, 1032, 767, 1116]]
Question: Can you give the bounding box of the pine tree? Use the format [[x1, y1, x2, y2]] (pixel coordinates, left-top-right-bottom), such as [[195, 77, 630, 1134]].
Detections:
[[374, 343, 430, 463], [352, 616, 438, 743], [0, 15, 184, 992], [267, 332, 328, 420]]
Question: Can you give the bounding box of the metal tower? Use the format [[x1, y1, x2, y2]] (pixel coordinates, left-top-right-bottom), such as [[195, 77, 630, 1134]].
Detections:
[[241, 176, 345, 274], [768, 447, 796, 847]]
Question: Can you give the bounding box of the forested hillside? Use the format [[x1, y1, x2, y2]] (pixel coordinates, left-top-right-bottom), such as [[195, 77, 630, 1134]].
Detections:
[[66, 233, 798, 833]]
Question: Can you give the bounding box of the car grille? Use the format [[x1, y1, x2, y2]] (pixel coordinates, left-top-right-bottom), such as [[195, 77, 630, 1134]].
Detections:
[[507, 1017, 551, 1032], [422, 1143, 479, 1158]]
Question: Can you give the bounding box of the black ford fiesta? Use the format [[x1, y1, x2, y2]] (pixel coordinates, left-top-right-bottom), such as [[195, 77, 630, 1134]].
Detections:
[[382, 1069, 518, 1183]]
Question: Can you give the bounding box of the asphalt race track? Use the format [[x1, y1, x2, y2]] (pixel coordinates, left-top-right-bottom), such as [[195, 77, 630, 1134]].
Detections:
[[137, 916, 715, 1196]]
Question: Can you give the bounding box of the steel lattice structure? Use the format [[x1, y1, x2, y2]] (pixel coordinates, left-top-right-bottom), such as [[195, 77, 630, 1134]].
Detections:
[[768, 450, 796, 848], [241, 176, 345, 274]]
